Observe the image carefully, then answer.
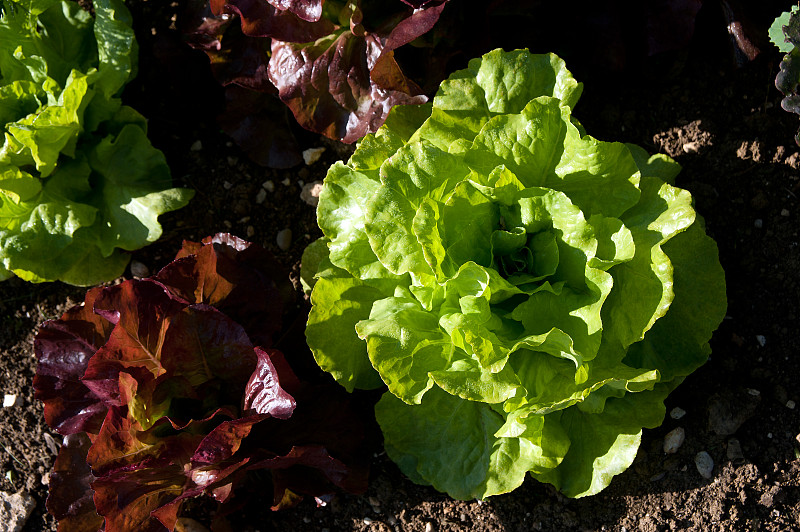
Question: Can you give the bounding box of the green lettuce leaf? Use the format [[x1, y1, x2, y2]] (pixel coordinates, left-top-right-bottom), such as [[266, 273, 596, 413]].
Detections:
[[307, 49, 726, 500], [0, 0, 191, 284]]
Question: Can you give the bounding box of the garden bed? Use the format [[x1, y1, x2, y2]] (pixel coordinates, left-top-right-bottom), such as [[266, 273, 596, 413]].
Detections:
[[1, 2, 798, 531]]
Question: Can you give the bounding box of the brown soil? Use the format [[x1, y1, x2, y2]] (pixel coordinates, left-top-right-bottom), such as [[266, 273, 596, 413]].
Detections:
[[1, 2, 799, 531]]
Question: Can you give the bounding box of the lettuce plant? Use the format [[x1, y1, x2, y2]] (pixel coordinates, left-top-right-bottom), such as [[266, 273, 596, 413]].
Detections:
[[35, 234, 370, 531], [771, 6, 800, 145], [306, 49, 727, 499], [0, 0, 193, 285], [182, 0, 446, 163]]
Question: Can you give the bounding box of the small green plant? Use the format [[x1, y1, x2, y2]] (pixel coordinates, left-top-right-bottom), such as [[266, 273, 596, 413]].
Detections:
[[0, 0, 193, 284], [305, 49, 727, 499], [771, 4, 800, 144]]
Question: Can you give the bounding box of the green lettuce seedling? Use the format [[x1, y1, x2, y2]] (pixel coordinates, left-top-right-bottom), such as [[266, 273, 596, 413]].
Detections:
[[305, 49, 727, 499], [0, 0, 193, 284]]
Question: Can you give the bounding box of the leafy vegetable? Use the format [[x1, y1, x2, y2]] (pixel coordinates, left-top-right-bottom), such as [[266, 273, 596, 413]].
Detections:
[[0, 0, 193, 285], [306, 49, 727, 499], [771, 6, 800, 145], [35, 234, 370, 531], [183, 0, 445, 153]]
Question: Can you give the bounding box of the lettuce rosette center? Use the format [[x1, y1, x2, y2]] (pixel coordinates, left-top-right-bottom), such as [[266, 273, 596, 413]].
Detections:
[[305, 49, 726, 500]]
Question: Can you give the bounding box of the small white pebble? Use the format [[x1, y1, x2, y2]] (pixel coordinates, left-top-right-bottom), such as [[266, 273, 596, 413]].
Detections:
[[670, 407, 686, 420], [781, 208, 790, 216], [682, 142, 700, 154], [786, 400, 796, 409], [747, 388, 761, 396], [363, 517, 373, 525], [255, 188, 267, 204], [190, 140, 202, 151], [756, 335, 766, 346], [303, 146, 326, 165], [695, 451, 714, 479], [3, 394, 17, 407], [424, 523, 434, 532], [277, 229, 292, 250], [263, 180, 275, 192], [41, 472, 50, 486], [301, 181, 324, 207], [767, 432, 773, 439], [663, 427, 685, 454], [281, 177, 291, 186], [223, 181, 233, 190], [754, 219, 763, 228]]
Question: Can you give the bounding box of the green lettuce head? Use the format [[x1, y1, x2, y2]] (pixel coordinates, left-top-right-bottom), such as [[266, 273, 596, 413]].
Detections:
[[0, 0, 193, 285], [305, 49, 726, 499]]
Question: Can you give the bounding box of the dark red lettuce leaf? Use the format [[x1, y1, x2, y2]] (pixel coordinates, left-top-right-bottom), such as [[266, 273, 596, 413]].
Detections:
[[46, 433, 104, 532], [243, 348, 297, 418], [156, 233, 294, 347], [180, 0, 303, 168], [33, 287, 114, 435], [269, 30, 427, 143], [265, 0, 324, 23], [250, 445, 362, 508], [92, 464, 191, 532], [210, 0, 334, 42], [183, 0, 444, 149], [35, 234, 372, 532]]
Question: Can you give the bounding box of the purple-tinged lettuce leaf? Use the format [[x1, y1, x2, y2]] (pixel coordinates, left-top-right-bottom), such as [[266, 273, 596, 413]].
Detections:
[[265, 0, 324, 23], [33, 287, 113, 435], [46, 433, 104, 532], [156, 233, 294, 346], [183, 0, 445, 151], [243, 348, 297, 418], [209, 0, 334, 42], [267, 0, 439, 144], [249, 445, 364, 508], [35, 233, 372, 531]]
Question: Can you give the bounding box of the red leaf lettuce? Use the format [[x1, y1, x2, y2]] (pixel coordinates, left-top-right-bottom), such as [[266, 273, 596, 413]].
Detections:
[[35, 234, 370, 531], [182, 0, 444, 149]]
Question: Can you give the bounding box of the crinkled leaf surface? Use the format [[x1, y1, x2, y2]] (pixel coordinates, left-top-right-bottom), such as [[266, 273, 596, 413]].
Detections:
[[46, 433, 104, 532], [33, 286, 113, 435], [0, 0, 192, 284], [184, 0, 447, 151], [308, 49, 726, 500], [156, 233, 294, 346], [35, 234, 372, 531]]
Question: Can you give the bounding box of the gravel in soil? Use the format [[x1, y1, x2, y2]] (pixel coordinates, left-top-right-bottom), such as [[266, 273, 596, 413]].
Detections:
[[1, 2, 800, 531]]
